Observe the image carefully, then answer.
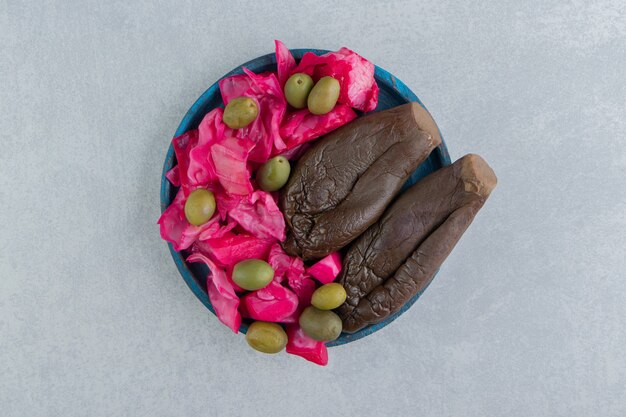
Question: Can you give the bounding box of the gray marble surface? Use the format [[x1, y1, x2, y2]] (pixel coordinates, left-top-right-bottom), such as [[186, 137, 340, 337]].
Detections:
[[2, 1, 625, 416]]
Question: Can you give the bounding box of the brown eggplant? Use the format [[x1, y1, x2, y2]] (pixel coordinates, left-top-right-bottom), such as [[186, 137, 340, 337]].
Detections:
[[280, 103, 442, 261], [336, 154, 497, 333]]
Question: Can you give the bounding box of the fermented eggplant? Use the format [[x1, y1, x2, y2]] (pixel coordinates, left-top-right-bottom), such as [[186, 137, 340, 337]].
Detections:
[[280, 103, 442, 261], [336, 154, 497, 333]]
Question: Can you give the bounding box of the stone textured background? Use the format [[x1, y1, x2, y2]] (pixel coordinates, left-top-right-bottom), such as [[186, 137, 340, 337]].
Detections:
[[1, 1, 625, 416]]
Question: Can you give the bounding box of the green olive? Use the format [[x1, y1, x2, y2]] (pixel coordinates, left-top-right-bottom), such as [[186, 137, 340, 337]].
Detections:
[[232, 259, 274, 291], [284, 73, 314, 109], [223, 96, 259, 129], [299, 306, 342, 342], [184, 188, 216, 226], [246, 321, 288, 354], [311, 283, 347, 310], [257, 156, 291, 192], [307, 76, 340, 115]]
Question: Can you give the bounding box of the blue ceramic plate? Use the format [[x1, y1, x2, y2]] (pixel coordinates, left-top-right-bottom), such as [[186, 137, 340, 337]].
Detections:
[[160, 49, 451, 347]]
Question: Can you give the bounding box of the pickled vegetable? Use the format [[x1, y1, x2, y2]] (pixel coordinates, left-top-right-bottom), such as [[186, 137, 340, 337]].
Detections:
[[284, 73, 314, 109], [299, 306, 342, 342], [307, 76, 340, 115], [184, 188, 216, 226], [246, 321, 288, 354], [232, 259, 275, 291], [223, 97, 259, 129], [311, 283, 347, 310], [257, 156, 291, 192]]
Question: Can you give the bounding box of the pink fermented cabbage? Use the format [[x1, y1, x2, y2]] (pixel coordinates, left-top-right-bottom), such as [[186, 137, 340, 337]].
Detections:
[[219, 69, 287, 162], [280, 276, 317, 324], [240, 281, 299, 322], [307, 252, 342, 284], [275, 40, 296, 87], [213, 189, 244, 221], [278, 104, 357, 152], [187, 253, 241, 333], [285, 325, 329, 366], [290, 276, 316, 307], [266, 243, 316, 323], [172, 129, 200, 194], [194, 232, 274, 268], [227, 191, 286, 241], [165, 166, 180, 187], [188, 109, 228, 192], [197, 218, 237, 242], [283, 46, 379, 112], [198, 107, 232, 146], [277, 142, 313, 161], [267, 243, 305, 283], [210, 136, 255, 195], [158, 188, 219, 251]]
